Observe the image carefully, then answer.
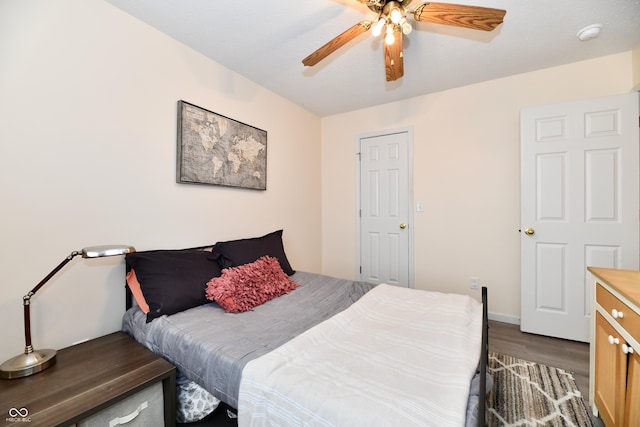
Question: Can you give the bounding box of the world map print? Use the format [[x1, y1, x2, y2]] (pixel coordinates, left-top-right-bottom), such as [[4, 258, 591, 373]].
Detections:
[[177, 101, 267, 190]]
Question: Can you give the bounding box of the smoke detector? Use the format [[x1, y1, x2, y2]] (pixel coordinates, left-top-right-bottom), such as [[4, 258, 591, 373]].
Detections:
[[577, 24, 602, 41]]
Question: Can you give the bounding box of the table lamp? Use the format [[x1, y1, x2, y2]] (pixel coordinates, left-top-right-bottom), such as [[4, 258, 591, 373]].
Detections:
[[0, 245, 136, 379]]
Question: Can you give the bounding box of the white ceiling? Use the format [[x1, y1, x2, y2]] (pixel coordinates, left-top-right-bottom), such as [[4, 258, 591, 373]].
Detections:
[[106, 0, 640, 117]]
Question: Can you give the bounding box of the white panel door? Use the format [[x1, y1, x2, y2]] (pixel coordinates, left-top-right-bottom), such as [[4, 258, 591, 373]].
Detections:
[[359, 131, 411, 287], [521, 92, 639, 342]]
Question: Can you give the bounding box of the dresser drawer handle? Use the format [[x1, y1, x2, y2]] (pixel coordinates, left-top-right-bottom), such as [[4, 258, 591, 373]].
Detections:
[[622, 344, 635, 355], [608, 335, 620, 345], [109, 401, 148, 427], [612, 309, 624, 319]]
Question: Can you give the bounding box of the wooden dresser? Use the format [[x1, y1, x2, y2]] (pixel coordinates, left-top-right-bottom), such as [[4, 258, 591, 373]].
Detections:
[[588, 267, 640, 427], [0, 332, 176, 427]]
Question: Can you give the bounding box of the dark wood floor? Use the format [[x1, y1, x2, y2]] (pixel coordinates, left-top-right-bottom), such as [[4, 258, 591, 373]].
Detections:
[[488, 320, 590, 396], [182, 320, 604, 426]]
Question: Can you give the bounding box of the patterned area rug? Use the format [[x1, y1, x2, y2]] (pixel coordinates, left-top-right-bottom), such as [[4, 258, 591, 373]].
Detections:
[[487, 352, 593, 427]]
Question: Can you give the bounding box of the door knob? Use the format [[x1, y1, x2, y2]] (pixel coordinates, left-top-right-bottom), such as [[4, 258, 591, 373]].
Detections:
[[524, 227, 535, 235], [399, 223, 407, 229]]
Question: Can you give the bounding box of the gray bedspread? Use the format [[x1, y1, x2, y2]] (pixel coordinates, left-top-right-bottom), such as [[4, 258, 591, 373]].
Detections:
[[122, 271, 375, 408]]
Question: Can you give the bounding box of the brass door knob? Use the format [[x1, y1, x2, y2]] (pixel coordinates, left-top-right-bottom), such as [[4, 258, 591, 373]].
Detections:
[[524, 227, 535, 235], [399, 223, 407, 229]]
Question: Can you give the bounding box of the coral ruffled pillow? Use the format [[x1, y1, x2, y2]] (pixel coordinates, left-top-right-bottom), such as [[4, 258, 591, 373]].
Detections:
[[206, 256, 298, 313]]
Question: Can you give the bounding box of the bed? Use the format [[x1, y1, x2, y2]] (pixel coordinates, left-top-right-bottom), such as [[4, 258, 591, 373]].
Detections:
[[121, 230, 490, 426]]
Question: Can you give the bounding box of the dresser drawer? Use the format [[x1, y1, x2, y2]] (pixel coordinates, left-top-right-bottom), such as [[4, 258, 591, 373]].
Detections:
[[596, 283, 640, 341], [78, 381, 164, 427]]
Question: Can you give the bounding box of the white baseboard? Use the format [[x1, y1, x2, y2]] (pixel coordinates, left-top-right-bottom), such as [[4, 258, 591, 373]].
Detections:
[[488, 312, 520, 325]]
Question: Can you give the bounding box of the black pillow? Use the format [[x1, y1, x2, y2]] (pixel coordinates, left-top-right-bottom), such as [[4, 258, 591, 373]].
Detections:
[[209, 229, 295, 275], [126, 249, 222, 322]]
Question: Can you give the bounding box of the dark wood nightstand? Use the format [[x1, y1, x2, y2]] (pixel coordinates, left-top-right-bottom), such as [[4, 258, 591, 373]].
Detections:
[[0, 332, 176, 427]]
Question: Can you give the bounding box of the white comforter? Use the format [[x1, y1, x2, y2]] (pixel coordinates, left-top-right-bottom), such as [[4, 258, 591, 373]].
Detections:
[[238, 284, 482, 427]]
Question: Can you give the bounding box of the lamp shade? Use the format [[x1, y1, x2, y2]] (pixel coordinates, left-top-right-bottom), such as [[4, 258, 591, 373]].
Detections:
[[0, 245, 135, 379], [82, 245, 136, 258]]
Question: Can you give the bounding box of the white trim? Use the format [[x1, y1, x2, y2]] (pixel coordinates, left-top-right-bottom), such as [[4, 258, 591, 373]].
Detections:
[[355, 126, 414, 288], [488, 312, 520, 325]]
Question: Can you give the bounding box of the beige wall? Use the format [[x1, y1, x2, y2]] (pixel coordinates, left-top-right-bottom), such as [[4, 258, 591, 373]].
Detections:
[[321, 52, 635, 322], [0, 0, 321, 363], [633, 42, 640, 90]]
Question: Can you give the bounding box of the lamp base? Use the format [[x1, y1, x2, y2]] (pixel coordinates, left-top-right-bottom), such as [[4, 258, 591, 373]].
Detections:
[[0, 348, 57, 379]]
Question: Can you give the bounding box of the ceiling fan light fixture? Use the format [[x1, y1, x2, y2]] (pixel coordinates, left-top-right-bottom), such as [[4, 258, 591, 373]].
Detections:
[[390, 8, 403, 24], [385, 25, 395, 45], [302, 1, 507, 82], [400, 18, 412, 35], [372, 17, 386, 36]]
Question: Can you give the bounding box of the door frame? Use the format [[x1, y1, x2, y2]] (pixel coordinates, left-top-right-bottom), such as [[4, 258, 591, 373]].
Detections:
[[355, 126, 415, 288]]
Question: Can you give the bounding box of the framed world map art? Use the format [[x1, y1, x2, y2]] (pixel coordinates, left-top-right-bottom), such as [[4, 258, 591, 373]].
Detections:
[[176, 100, 267, 190]]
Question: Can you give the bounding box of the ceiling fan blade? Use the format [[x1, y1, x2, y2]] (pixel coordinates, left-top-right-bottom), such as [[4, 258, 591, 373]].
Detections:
[[302, 21, 372, 67], [384, 26, 404, 82], [412, 2, 506, 31]]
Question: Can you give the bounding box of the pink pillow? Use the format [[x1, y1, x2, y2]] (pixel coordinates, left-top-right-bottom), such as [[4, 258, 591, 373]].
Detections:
[[205, 256, 298, 313]]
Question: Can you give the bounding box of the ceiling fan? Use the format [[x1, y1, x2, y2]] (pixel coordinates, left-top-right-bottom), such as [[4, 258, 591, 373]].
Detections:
[[302, 1, 506, 82]]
